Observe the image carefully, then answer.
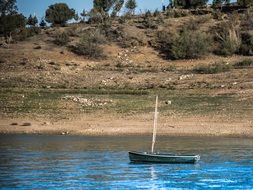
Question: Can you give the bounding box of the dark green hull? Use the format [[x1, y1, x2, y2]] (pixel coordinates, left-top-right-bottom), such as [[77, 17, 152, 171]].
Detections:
[[129, 151, 200, 164]]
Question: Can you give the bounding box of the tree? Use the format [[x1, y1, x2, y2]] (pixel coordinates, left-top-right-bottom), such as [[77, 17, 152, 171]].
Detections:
[[238, 0, 253, 6], [0, 13, 26, 40], [173, 0, 208, 8], [0, 0, 17, 16], [39, 18, 47, 28], [125, 0, 137, 15], [45, 3, 76, 26], [27, 14, 38, 26], [80, 9, 88, 22], [111, 0, 124, 17], [93, 0, 116, 13]]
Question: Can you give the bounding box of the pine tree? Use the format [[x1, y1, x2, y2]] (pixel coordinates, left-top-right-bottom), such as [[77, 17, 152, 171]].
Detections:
[[39, 18, 46, 28], [111, 0, 124, 17], [45, 3, 76, 26], [27, 14, 38, 26], [0, 0, 17, 16], [93, 0, 116, 13], [125, 0, 137, 15]]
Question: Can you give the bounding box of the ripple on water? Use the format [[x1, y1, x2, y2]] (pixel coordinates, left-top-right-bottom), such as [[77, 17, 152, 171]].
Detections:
[[0, 135, 253, 189]]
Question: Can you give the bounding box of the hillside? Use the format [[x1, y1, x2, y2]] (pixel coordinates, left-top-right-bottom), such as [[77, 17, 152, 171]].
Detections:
[[0, 9, 252, 136]]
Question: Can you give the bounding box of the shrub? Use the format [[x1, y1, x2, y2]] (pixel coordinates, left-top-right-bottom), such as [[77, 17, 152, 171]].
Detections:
[[118, 16, 126, 24], [239, 32, 253, 56], [144, 10, 152, 18], [184, 17, 199, 31], [241, 8, 253, 30], [212, 10, 223, 20], [155, 27, 211, 60], [14, 27, 41, 41], [70, 30, 106, 59], [214, 21, 241, 56], [234, 59, 253, 69], [153, 9, 160, 17], [166, 9, 190, 18], [116, 26, 146, 48], [54, 32, 70, 46], [171, 29, 211, 59], [142, 17, 158, 29], [193, 62, 232, 74]]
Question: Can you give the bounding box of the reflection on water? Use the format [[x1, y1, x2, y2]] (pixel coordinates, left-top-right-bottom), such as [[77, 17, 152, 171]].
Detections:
[[0, 135, 252, 189]]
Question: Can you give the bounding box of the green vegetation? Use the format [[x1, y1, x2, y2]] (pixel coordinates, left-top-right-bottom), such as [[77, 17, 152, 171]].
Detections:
[[45, 3, 76, 26], [156, 28, 211, 59], [214, 21, 241, 56], [193, 62, 232, 74], [111, 0, 124, 17], [93, 0, 116, 13], [171, 29, 211, 59], [234, 59, 253, 68], [0, 0, 17, 16], [173, 0, 208, 8], [125, 0, 137, 14], [27, 14, 38, 26], [54, 32, 70, 46], [70, 30, 106, 58], [0, 13, 26, 39], [0, 88, 252, 119], [239, 32, 253, 55], [238, 0, 253, 6], [39, 18, 47, 27]]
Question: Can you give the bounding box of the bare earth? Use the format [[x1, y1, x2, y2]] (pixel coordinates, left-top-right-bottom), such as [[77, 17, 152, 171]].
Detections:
[[0, 114, 252, 137]]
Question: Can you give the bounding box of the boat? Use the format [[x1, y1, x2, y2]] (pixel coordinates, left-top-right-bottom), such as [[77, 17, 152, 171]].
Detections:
[[129, 96, 200, 164]]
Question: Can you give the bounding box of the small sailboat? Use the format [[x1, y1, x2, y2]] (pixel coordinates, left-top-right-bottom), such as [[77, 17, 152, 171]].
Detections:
[[129, 96, 200, 164]]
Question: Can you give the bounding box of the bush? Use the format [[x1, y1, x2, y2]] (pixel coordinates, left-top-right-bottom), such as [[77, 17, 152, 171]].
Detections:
[[241, 8, 253, 30], [54, 32, 70, 46], [193, 62, 232, 74], [214, 21, 241, 56], [117, 26, 146, 48], [234, 59, 253, 69], [142, 17, 158, 29], [70, 30, 106, 59], [14, 27, 41, 41], [155, 27, 211, 60], [166, 9, 190, 18], [239, 32, 253, 56], [171, 29, 211, 59]]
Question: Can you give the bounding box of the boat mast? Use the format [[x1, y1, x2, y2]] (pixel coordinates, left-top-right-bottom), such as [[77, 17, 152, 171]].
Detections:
[[151, 96, 158, 153]]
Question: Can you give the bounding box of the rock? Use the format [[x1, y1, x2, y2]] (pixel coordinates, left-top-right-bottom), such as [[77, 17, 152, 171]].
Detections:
[[34, 45, 42, 49], [21, 123, 31, 126], [165, 100, 172, 105], [179, 74, 194, 80], [42, 122, 50, 126], [48, 61, 56, 65], [61, 131, 69, 135], [10, 123, 18, 126]]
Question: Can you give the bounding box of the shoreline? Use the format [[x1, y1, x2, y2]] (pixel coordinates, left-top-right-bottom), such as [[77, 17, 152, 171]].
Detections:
[[0, 115, 252, 138], [0, 131, 253, 138]]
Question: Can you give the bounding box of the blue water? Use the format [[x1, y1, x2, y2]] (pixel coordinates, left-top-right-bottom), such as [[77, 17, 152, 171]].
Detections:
[[0, 135, 252, 189]]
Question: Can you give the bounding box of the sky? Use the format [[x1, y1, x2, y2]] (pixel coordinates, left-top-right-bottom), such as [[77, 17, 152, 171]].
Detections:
[[17, 0, 171, 20]]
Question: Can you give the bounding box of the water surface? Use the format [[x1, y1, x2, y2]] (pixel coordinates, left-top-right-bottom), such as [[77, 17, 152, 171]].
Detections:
[[0, 135, 252, 189]]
